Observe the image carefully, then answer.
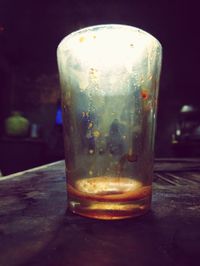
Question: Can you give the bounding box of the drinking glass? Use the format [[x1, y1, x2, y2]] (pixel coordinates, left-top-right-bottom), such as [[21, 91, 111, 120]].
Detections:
[[57, 24, 162, 219]]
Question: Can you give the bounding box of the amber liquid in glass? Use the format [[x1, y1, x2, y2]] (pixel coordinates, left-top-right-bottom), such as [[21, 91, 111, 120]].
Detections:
[[67, 176, 152, 220]]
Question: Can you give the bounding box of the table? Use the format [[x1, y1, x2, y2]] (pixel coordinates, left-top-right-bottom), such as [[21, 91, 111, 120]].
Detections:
[[0, 159, 200, 266]]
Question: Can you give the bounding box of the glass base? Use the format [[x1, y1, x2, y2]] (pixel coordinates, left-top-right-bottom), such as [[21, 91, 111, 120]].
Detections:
[[67, 177, 152, 220], [69, 197, 151, 220]]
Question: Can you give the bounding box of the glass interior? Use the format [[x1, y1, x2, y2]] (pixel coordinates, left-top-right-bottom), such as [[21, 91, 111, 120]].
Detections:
[[57, 24, 162, 219]]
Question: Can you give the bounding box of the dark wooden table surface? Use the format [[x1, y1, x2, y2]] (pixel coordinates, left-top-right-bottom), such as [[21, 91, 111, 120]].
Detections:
[[0, 159, 200, 266]]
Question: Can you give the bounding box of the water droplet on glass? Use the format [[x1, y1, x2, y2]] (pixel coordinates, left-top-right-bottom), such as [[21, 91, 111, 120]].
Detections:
[[89, 149, 94, 154]]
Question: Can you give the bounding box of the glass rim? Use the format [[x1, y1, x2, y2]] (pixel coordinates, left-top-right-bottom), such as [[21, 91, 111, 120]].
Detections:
[[57, 24, 162, 53]]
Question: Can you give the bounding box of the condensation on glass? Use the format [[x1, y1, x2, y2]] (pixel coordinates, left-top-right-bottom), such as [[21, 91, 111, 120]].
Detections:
[[57, 24, 162, 220]]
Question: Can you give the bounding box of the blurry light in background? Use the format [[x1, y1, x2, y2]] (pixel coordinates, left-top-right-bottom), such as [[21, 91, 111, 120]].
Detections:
[[56, 106, 63, 125], [180, 105, 195, 113]]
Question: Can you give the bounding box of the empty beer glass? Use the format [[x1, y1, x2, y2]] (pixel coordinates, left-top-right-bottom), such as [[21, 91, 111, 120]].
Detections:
[[57, 24, 162, 219]]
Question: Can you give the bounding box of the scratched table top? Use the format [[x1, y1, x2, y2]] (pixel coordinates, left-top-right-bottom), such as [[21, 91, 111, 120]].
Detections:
[[0, 158, 200, 266]]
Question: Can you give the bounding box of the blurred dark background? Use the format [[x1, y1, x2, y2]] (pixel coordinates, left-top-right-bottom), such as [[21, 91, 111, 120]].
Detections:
[[0, 0, 200, 175]]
